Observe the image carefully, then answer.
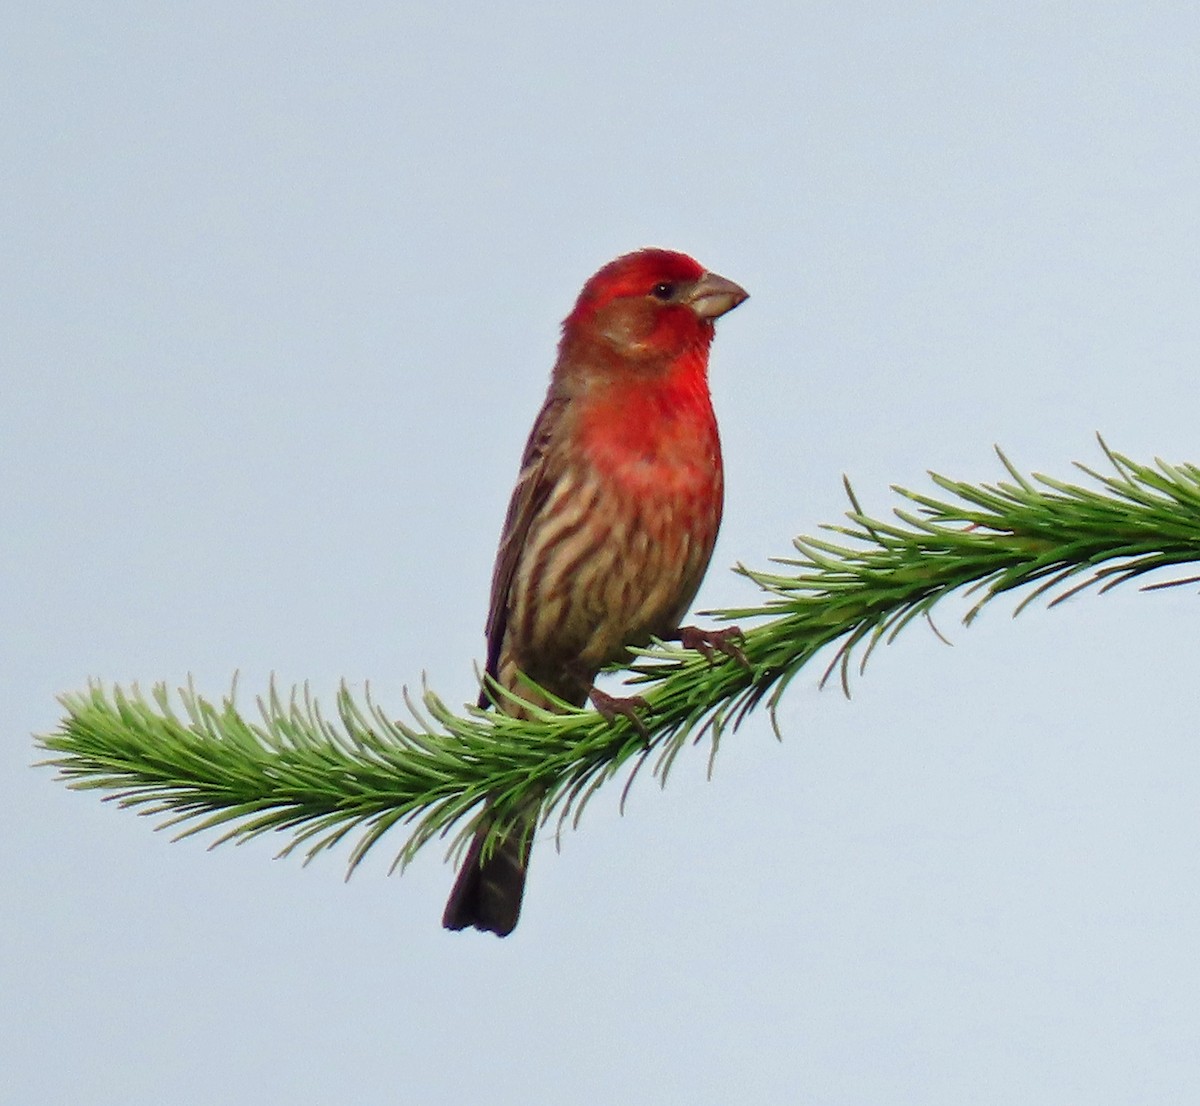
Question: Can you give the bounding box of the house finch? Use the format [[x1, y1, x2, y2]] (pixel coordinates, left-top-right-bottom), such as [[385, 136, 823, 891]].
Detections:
[[442, 248, 748, 936]]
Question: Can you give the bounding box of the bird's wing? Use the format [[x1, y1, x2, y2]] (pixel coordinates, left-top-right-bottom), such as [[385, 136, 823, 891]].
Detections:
[[479, 394, 567, 708]]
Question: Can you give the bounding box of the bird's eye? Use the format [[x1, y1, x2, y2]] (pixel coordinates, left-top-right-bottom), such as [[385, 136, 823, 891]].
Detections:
[[650, 282, 676, 300]]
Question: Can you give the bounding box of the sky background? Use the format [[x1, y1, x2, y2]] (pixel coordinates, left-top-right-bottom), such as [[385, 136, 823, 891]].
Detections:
[[6, 4, 1200, 1103]]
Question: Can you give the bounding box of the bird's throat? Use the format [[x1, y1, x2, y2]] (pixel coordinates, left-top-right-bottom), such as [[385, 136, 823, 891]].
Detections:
[[577, 357, 722, 500]]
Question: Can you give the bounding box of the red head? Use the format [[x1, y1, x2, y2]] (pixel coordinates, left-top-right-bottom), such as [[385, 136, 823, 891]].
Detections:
[[558, 249, 747, 372]]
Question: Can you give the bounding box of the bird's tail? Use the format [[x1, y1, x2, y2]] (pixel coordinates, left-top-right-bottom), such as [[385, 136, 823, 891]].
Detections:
[[442, 812, 535, 937]]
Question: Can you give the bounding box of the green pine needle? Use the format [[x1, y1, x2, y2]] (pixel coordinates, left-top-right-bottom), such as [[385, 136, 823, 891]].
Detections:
[[37, 440, 1200, 875]]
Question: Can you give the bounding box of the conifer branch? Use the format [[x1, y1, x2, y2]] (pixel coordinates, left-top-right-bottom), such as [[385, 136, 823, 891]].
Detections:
[[37, 441, 1200, 874]]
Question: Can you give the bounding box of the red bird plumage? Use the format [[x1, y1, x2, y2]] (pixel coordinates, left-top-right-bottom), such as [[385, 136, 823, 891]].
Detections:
[[442, 248, 747, 935]]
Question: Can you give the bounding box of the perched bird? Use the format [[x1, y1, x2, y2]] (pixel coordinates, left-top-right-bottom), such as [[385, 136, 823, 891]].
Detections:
[[442, 248, 748, 936]]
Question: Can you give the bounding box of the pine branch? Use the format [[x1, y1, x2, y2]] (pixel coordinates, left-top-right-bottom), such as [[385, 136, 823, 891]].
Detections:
[[37, 441, 1200, 874]]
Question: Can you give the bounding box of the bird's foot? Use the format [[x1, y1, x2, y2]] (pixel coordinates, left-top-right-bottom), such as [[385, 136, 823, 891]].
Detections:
[[674, 625, 750, 669], [589, 688, 651, 741]]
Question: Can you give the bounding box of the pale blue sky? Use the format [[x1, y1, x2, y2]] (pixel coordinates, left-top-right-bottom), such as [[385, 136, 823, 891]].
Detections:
[[6, 5, 1200, 1103]]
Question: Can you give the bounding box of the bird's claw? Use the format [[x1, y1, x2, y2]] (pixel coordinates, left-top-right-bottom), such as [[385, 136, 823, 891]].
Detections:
[[589, 688, 651, 742], [677, 625, 750, 669]]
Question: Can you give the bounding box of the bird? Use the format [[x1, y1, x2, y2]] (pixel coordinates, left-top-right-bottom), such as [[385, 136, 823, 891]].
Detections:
[[442, 248, 748, 936]]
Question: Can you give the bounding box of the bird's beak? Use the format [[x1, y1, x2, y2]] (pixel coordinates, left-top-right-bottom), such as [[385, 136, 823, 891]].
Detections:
[[684, 271, 749, 320]]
